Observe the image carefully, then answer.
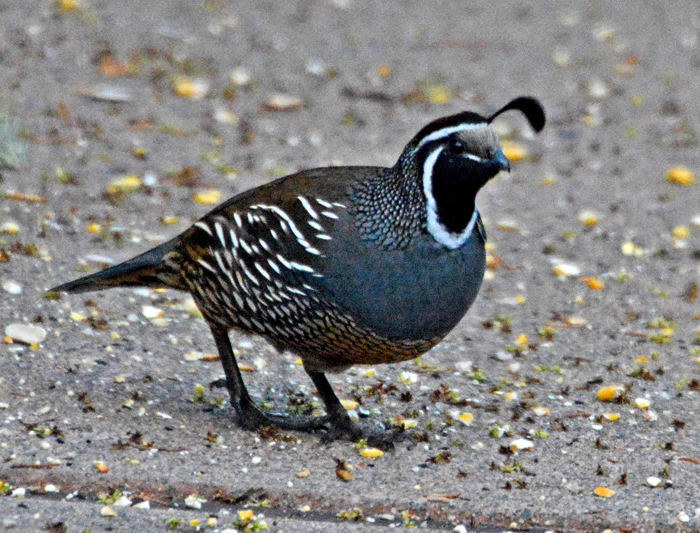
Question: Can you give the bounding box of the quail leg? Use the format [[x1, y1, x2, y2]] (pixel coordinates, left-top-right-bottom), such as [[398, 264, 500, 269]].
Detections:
[[306, 368, 408, 451], [305, 369, 362, 440], [209, 326, 327, 431]]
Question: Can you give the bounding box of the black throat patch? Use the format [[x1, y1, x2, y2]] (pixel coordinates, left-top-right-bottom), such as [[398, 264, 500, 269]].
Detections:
[[429, 152, 492, 235]]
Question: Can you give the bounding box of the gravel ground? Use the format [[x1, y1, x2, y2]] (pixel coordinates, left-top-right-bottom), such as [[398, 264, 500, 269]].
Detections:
[[1, 1, 700, 532]]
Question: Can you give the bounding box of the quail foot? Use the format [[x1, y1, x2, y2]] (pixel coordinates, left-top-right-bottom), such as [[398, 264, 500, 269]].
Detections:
[[51, 96, 545, 445]]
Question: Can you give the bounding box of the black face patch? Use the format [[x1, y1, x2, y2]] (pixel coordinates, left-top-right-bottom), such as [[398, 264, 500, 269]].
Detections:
[[429, 149, 501, 234]]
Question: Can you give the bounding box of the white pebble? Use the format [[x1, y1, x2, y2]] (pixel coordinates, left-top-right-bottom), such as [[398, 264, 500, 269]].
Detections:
[[5, 324, 47, 344], [2, 280, 22, 295], [455, 360, 473, 373], [646, 476, 661, 487], [510, 438, 534, 451], [184, 494, 204, 509]]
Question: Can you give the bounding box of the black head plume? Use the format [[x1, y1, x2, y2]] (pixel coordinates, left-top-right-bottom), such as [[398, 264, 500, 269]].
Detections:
[[488, 97, 545, 133]]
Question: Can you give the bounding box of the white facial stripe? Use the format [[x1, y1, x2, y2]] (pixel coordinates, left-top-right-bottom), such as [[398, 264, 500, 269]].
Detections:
[[422, 145, 479, 249], [464, 153, 485, 163], [414, 123, 483, 151]]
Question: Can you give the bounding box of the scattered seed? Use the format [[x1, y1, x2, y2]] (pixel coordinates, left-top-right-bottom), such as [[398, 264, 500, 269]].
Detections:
[[86, 222, 102, 234], [94, 461, 109, 474], [552, 263, 580, 277], [336, 469, 353, 481], [340, 399, 359, 410], [238, 509, 253, 521], [70, 312, 86, 322], [510, 438, 534, 451], [597, 385, 624, 402], [100, 506, 117, 517], [107, 175, 141, 194], [141, 305, 163, 319], [0, 222, 20, 235], [501, 140, 527, 162], [214, 108, 240, 125], [263, 94, 306, 111], [113, 495, 132, 507], [665, 166, 695, 187], [497, 220, 519, 231], [192, 189, 221, 205], [184, 494, 205, 509], [621, 241, 645, 257], [672, 225, 690, 239], [77, 86, 131, 102], [398, 371, 418, 385], [401, 419, 418, 429], [457, 413, 473, 425], [2, 191, 46, 203], [552, 48, 571, 67], [173, 77, 209, 99], [580, 277, 605, 290], [359, 447, 384, 459], [229, 67, 251, 86], [578, 210, 599, 227], [594, 487, 614, 498], [634, 398, 651, 409]]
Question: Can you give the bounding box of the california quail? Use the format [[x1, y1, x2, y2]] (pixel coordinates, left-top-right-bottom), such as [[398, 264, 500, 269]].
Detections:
[[51, 96, 545, 442]]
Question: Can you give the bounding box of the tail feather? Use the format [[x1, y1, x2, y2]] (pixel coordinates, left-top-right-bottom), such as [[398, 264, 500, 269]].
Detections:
[[50, 240, 181, 294]]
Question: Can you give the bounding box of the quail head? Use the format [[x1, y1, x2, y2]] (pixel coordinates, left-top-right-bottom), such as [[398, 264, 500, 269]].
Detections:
[[51, 96, 545, 443]]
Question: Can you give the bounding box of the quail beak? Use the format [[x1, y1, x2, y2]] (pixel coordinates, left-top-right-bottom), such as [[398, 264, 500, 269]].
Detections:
[[493, 149, 511, 173]]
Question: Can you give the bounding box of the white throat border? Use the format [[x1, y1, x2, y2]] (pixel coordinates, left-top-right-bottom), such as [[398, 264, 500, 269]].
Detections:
[[422, 145, 479, 249]]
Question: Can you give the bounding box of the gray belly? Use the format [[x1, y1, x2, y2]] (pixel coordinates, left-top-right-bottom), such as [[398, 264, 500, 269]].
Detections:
[[320, 235, 486, 342]]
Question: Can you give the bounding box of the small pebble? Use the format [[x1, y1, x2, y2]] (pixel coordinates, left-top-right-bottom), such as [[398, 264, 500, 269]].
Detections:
[[100, 506, 117, 517], [5, 324, 47, 344], [510, 438, 534, 451], [184, 494, 204, 509], [647, 476, 662, 487], [2, 280, 22, 295]]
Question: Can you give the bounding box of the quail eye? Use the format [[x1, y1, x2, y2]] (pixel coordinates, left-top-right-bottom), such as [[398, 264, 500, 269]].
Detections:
[[449, 138, 466, 153]]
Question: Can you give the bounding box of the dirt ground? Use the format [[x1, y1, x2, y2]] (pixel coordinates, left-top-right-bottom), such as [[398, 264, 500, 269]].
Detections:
[[1, 0, 700, 531]]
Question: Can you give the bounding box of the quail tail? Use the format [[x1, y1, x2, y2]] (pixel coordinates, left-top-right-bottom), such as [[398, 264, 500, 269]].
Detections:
[[50, 239, 181, 294]]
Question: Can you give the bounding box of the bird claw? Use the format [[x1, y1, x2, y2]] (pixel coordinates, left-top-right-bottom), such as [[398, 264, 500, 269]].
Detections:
[[209, 378, 227, 390], [231, 399, 329, 432], [319, 422, 412, 452]]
